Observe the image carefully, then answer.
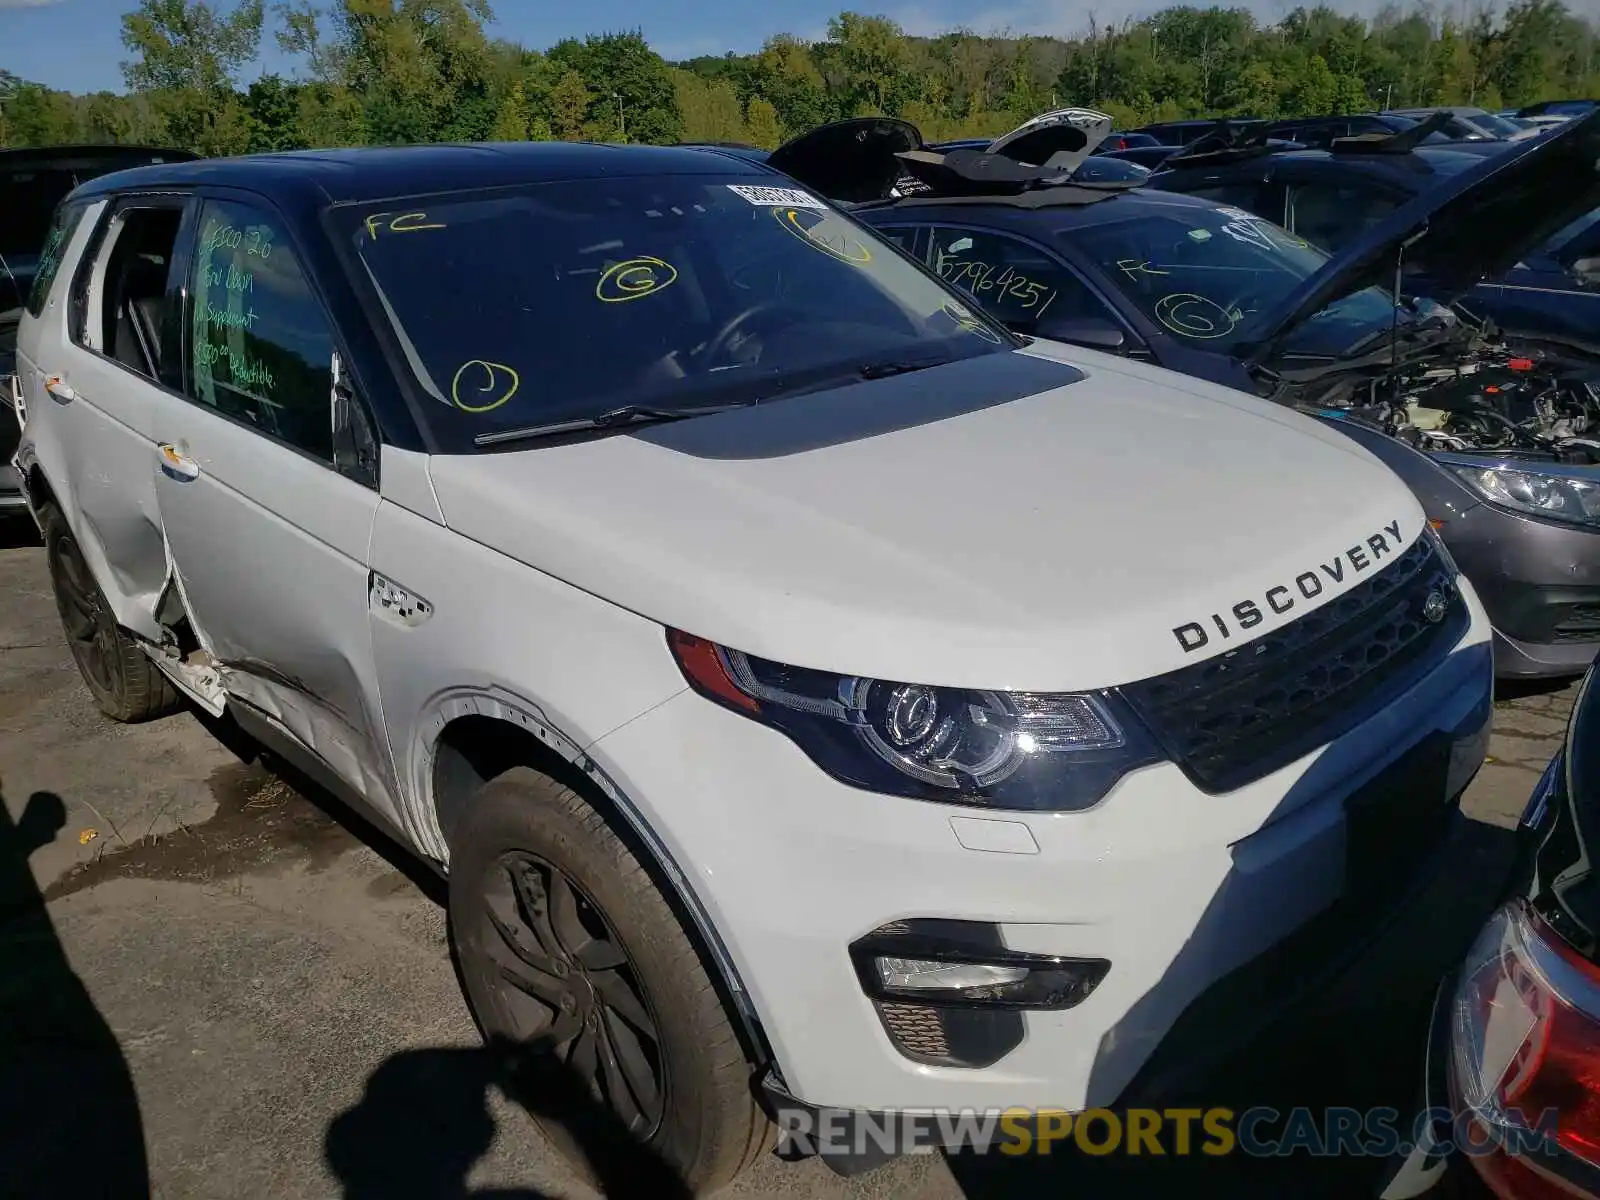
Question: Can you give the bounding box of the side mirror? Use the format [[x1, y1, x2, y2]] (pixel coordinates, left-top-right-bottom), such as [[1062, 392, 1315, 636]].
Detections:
[[1033, 315, 1127, 351]]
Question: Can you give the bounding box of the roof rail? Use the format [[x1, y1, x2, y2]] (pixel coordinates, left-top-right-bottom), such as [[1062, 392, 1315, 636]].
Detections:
[[1329, 110, 1451, 154]]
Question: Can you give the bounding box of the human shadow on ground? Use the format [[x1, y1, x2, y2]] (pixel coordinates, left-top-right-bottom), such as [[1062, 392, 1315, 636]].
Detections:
[[325, 1034, 692, 1200], [0, 783, 150, 1198]]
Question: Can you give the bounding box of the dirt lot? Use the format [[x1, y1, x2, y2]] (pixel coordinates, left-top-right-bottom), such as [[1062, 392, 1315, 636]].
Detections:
[[0, 523, 1582, 1199]]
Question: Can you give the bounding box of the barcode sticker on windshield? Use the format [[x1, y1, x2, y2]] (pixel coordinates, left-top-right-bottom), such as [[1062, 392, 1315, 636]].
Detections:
[[727, 185, 828, 209]]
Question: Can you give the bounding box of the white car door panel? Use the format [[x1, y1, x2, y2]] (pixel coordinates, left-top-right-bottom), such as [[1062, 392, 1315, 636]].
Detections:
[[21, 197, 173, 640], [150, 194, 398, 822]]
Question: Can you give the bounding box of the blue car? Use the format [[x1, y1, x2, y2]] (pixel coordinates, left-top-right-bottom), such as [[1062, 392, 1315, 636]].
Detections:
[[1144, 117, 1600, 362], [768, 112, 1600, 678]]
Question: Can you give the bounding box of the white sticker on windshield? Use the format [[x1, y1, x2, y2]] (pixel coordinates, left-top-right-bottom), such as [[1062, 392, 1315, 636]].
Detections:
[[1188, 228, 1212, 241], [727, 184, 828, 210]]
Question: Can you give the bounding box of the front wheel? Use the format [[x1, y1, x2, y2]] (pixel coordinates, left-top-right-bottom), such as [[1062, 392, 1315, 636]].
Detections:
[[41, 504, 179, 723], [447, 767, 770, 1194]]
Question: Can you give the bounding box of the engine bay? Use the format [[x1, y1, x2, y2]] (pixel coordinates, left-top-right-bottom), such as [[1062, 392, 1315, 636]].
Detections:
[[1307, 332, 1600, 465]]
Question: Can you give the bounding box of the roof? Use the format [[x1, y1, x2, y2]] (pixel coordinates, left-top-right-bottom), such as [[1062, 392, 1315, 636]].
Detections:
[[69, 141, 775, 208]]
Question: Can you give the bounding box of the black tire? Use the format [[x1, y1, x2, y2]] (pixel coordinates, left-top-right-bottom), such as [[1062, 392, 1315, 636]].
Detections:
[[448, 767, 770, 1194], [41, 503, 180, 723]]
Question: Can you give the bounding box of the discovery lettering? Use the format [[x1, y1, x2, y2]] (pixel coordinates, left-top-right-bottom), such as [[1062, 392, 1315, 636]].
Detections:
[[1172, 520, 1405, 654]]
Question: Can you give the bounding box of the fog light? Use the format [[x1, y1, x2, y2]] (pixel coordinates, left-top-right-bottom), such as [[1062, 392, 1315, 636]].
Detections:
[[851, 920, 1109, 1011], [875, 957, 1029, 993]]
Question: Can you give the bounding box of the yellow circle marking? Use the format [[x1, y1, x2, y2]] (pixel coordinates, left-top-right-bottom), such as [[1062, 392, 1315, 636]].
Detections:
[[774, 207, 873, 265], [940, 301, 1004, 345], [451, 360, 521, 413], [596, 256, 679, 303], [1153, 293, 1238, 340]]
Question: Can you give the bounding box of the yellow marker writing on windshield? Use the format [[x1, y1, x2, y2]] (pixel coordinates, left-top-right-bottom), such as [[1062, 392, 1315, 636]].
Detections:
[[451, 360, 520, 413], [363, 211, 448, 240], [596, 256, 679, 302], [774, 207, 873, 265]]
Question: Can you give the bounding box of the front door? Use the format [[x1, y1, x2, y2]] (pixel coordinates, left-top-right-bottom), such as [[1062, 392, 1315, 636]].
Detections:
[[149, 192, 398, 820]]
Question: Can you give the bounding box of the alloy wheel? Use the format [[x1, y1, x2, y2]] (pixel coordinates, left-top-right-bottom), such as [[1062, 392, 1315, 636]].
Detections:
[[478, 852, 666, 1137]]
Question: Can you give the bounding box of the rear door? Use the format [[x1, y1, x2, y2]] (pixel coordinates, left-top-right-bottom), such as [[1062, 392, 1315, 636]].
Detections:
[[147, 190, 399, 820], [17, 194, 189, 641]]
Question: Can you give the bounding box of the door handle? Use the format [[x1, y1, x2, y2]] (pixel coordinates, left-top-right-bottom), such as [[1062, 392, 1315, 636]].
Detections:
[[158, 443, 200, 482], [44, 375, 76, 404]]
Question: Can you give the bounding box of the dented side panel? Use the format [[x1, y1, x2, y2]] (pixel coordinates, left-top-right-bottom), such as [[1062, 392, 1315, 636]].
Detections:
[[14, 198, 172, 643], [147, 389, 399, 826]]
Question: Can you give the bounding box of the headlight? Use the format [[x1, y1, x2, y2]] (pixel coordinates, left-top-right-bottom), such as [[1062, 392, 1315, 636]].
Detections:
[[666, 630, 1163, 810], [1420, 518, 1459, 574], [1452, 464, 1600, 527]]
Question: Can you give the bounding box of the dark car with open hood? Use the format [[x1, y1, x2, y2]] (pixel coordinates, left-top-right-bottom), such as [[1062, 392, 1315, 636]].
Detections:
[[1380, 653, 1600, 1200], [762, 108, 1600, 679], [1, 145, 197, 511]]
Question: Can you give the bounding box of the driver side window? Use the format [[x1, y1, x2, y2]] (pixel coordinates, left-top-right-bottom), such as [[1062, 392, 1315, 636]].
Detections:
[[926, 227, 1112, 333]]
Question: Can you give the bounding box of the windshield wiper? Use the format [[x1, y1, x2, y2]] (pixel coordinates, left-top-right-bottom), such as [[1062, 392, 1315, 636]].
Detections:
[[856, 356, 953, 380], [473, 401, 755, 447]]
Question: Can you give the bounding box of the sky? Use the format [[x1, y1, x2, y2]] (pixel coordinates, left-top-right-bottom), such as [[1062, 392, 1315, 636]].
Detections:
[[2, 0, 1595, 94]]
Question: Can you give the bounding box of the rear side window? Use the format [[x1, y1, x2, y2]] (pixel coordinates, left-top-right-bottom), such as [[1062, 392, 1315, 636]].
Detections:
[[928, 227, 1114, 332], [24, 201, 90, 318]]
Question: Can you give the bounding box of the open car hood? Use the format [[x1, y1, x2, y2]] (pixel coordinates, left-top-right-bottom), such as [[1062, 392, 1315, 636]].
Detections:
[[766, 109, 1116, 203], [765, 118, 923, 203], [1246, 108, 1600, 365]]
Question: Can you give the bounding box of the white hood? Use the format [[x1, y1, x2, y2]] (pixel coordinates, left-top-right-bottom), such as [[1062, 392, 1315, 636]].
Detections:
[[426, 344, 1426, 692]]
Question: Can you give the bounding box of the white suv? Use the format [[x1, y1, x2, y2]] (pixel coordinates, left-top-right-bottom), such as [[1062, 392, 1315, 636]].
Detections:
[[13, 142, 1493, 1191]]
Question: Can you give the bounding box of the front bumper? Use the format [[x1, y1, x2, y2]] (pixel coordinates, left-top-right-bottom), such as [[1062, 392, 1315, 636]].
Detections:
[[589, 603, 1495, 1116], [1440, 502, 1600, 678]]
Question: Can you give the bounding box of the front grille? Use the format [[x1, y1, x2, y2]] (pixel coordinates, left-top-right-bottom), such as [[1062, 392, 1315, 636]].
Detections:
[[1120, 534, 1467, 793]]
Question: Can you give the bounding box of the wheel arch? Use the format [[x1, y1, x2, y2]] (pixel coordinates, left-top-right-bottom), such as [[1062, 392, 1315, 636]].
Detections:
[[422, 695, 778, 1080]]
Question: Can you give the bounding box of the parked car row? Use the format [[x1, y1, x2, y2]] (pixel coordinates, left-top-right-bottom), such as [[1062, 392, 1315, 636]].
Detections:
[[1, 105, 1595, 1197], [3, 120, 1517, 1193], [745, 108, 1600, 683]]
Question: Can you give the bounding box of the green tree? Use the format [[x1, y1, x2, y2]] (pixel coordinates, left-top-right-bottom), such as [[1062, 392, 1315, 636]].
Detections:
[[825, 12, 912, 114], [120, 0, 264, 155], [491, 80, 532, 139], [548, 31, 681, 144], [243, 74, 304, 150], [744, 94, 783, 148], [672, 69, 747, 143], [3, 84, 80, 147], [547, 69, 591, 140]]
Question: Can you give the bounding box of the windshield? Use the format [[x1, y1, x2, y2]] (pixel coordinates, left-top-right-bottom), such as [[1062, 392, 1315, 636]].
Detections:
[[1067, 200, 1399, 355], [1464, 111, 1525, 138], [341, 174, 1014, 449]]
